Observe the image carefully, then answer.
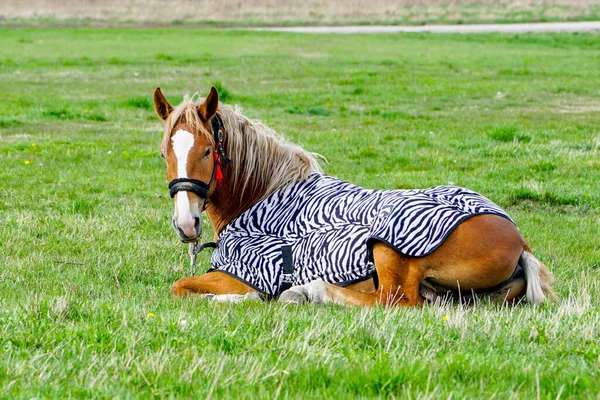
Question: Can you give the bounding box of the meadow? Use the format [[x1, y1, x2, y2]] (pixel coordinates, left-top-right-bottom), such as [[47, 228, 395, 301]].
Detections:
[[0, 28, 599, 398]]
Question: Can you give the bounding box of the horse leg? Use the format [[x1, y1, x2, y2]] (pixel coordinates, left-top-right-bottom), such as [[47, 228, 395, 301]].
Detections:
[[420, 276, 528, 303], [485, 277, 527, 303], [172, 271, 255, 296], [204, 292, 262, 302], [278, 279, 375, 306], [279, 242, 426, 307]]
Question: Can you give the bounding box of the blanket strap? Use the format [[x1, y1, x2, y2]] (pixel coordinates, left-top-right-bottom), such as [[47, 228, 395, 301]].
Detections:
[[279, 245, 295, 294]]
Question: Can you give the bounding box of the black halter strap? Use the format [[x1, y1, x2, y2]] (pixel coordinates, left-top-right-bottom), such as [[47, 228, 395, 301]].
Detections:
[[167, 114, 230, 200], [211, 115, 231, 164], [168, 178, 210, 199]]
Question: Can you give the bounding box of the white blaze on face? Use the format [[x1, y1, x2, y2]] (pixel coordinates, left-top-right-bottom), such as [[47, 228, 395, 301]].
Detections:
[[171, 129, 196, 227]]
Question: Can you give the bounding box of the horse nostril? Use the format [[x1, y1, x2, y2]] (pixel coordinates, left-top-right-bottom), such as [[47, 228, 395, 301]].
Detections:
[[172, 216, 200, 240], [194, 217, 201, 235]]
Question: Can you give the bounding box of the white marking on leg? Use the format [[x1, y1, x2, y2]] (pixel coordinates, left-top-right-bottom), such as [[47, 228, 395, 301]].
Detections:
[[172, 129, 195, 226], [204, 293, 261, 303], [281, 279, 332, 304], [303, 279, 331, 303]]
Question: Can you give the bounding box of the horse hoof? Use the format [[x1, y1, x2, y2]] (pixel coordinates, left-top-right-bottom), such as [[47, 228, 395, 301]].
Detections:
[[244, 292, 262, 301], [278, 289, 307, 304]]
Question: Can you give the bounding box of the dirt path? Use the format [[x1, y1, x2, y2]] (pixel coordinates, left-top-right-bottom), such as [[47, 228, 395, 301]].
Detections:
[[256, 21, 600, 34]]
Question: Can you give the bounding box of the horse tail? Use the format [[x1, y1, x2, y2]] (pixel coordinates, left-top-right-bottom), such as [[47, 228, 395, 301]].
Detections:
[[519, 247, 557, 304]]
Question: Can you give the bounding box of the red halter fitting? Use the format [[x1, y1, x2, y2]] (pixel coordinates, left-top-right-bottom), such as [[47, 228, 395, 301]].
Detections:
[[214, 151, 223, 186]]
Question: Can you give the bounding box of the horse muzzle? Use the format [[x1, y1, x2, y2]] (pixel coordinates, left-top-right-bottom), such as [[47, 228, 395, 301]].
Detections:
[[173, 215, 202, 242], [169, 178, 210, 242]]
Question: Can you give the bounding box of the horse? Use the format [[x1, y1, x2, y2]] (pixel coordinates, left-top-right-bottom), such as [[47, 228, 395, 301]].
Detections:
[[153, 86, 556, 306]]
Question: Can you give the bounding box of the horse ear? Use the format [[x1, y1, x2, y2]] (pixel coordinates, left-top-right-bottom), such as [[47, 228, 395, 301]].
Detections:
[[198, 86, 219, 121], [153, 87, 173, 121]]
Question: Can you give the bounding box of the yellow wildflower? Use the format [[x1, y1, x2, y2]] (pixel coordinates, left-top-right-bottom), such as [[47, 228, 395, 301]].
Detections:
[[24, 160, 30, 165], [147, 313, 155, 318], [442, 315, 449, 322]]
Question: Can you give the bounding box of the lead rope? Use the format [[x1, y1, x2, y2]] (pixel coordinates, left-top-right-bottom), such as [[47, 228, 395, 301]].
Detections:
[[188, 241, 218, 276], [189, 242, 201, 276]]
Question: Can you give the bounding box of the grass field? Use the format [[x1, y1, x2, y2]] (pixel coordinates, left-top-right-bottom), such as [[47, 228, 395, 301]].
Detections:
[[2, 0, 600, 27], [1, 27, 599, 398]]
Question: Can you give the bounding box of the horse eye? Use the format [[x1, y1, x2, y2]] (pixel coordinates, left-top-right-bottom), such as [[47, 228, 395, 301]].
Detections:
[[160, 152, 165, 159], [204, 148, 211, 157]]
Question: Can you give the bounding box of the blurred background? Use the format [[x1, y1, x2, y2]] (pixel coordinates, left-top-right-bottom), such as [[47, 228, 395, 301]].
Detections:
[[2, 0, 600, 26]]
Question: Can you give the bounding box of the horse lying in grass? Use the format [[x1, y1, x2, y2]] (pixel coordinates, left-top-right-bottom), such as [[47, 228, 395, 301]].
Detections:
[[154, 86, 556, 306]]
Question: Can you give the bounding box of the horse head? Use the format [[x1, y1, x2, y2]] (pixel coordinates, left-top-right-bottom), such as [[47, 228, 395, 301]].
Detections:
[[154, 86, 222, 242]]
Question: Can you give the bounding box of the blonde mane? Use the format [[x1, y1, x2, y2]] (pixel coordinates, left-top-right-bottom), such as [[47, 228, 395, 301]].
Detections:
[[161, 94, 323, 200]]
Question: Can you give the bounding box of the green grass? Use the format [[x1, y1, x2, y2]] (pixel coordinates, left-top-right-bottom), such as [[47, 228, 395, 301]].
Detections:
[[1, 28, 599, 398]]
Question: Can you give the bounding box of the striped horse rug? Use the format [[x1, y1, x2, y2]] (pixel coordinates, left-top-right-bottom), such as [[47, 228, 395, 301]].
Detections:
[[208, 174, 514, 296]]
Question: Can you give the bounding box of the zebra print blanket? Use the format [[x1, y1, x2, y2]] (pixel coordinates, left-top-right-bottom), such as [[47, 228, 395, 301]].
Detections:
[[209, 174, 513, 296]]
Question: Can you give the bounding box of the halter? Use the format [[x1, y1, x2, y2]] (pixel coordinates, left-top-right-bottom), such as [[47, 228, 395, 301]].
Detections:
[[167, 114, 231, 202]]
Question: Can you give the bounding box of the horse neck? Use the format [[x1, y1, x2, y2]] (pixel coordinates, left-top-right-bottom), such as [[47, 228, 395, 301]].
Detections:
[[205, 177, 268, 235]]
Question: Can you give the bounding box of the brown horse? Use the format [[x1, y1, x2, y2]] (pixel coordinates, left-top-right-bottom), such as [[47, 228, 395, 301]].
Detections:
[[154, 86, 556, 306]]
